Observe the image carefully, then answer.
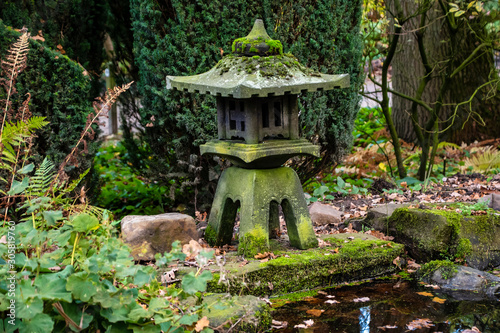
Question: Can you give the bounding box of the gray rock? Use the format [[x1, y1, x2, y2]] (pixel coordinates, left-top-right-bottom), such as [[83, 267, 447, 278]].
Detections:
[[423, 264, 500, 301], [478, 193, 500, 211], [309, 202, 343, 226], [356, 203, 409, 231], [121, 213, 198, 261]]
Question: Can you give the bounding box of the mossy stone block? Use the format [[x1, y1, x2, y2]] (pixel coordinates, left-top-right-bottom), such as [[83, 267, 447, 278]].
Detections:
[[205, 233, 403, 296]]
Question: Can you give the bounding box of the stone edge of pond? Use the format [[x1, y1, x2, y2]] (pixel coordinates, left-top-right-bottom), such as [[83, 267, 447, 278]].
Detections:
[[207, 233, 404, 297]]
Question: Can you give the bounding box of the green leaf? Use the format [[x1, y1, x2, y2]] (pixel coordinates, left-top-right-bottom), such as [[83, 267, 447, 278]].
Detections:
[[178, 313, 198, 325], [17, 297, 43, 320], [18, 313, 54, 333], [159, 322, 184, 333], [34, 274, 72, 302], [8, 177, 29, 195], [133, 267, 155, 287], [181, 270, 212, 294], [130, 324, 161, 333], [70, 214, 99, 233], [66, 272, 99, 301], [42, 210, 63, 226], [17, 163, 34, 174], [336, 176, 345, 189], [127, 307, 150, 322]]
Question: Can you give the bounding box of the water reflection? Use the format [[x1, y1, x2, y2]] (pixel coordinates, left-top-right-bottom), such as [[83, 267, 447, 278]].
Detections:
[[359, 306, 370, 333], [272, 281, 500, 332]]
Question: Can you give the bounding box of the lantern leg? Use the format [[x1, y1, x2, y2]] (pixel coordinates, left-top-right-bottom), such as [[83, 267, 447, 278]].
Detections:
[[205, 166, 318, 257]]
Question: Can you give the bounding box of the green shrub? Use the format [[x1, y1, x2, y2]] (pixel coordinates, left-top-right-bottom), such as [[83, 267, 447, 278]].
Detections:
[[0, 22, 97, 181], [94, 142, 173, 219], [129, 0, 363, 208]]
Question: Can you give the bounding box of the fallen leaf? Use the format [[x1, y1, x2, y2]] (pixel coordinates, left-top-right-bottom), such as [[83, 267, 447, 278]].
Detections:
[[182, 240, 203, 259], [406, 318, 434, 330], [239, 260, 249, 267], [195, 316, 209, 332], [416, 291, 433, 297], [271, 320, 288, 329], [317, 290, 328, 295], [254, 252, 269, 259], [260, 258, 269, 263], [424, 284, 440, 289], [353, 297, 370, 302], [432, 297, 446, 304], [268, 282, 274, 290], [325, 299, 340, 304], [306, 309, 325, 317], [378, 325, 398, 330], [304, 319, 314, 327]]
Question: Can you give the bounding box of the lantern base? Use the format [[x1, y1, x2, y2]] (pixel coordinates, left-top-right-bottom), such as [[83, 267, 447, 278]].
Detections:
[[205, 166, 318, 257], [200, 139, 319, 169]]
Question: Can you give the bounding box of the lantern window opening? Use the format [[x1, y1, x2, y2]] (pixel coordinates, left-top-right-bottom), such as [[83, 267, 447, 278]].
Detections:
[[274, 101, 282, 127], [262, 103, 269, 128]]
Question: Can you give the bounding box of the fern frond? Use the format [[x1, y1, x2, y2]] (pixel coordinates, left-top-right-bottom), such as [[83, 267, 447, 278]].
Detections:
[[1, 31, 30, 140], [1, 116, 48, 147], [463, 146, 500, 173], [27, 157, 56, 197]]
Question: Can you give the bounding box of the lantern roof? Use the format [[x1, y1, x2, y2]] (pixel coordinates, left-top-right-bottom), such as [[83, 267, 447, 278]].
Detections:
[[166, 19, 349, 99]]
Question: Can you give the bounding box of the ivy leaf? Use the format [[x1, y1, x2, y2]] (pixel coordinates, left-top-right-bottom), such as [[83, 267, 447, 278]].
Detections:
[[18, 313, 54, 333], [69, 214, 99, 233], [181, 270, 212, 294], [34, 274, 72, 302], [66, 272, 99, 301], [8, 177, 29, 195], [17, 163, 34, 174], [42, 210, 63, 226]]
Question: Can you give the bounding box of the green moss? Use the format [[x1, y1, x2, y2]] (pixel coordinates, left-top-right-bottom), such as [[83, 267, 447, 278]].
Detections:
[[213, 53, 320, 78], [455, 238, 472, 260], [207, 237, 403, 296], [238, 225, 269, 257], [205, 224, 217, 246], [231, 36, 284, 56], [420, 260, 458, 280], [271, 289, 319, 308]]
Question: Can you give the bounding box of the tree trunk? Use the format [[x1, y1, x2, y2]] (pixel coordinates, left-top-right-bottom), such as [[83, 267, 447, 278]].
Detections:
[[389, 0, 500, 144]]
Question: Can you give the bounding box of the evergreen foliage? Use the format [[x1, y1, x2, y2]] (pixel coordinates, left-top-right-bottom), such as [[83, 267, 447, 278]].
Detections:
[[130, 0, 363, 207], [0, 23, 96, 179], [0, 0, 108, 96]]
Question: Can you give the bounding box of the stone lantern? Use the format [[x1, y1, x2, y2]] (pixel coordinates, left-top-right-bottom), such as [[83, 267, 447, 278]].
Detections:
[[166, 19, 349, 256]]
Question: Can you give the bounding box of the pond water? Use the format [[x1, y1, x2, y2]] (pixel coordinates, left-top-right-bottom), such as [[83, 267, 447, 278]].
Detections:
[[271, 280, 500, 332]]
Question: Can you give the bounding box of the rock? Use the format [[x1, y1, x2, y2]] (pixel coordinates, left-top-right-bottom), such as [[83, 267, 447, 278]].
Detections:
[[354, 203, 409, 231], [478, 193, 500, 211], [200, 294, 271, 332], [385, 207, 500, 270], [121, 213, 198, 261], [309, 202, 343, 226], [421, 261, 500, 301]]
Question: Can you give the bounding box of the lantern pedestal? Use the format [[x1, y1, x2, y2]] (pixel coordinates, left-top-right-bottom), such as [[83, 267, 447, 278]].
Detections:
[[205, 166, 318, 256]]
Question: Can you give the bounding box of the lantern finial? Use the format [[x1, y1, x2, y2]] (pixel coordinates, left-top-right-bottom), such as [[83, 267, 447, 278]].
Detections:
[[232, 19, 283, 56]]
